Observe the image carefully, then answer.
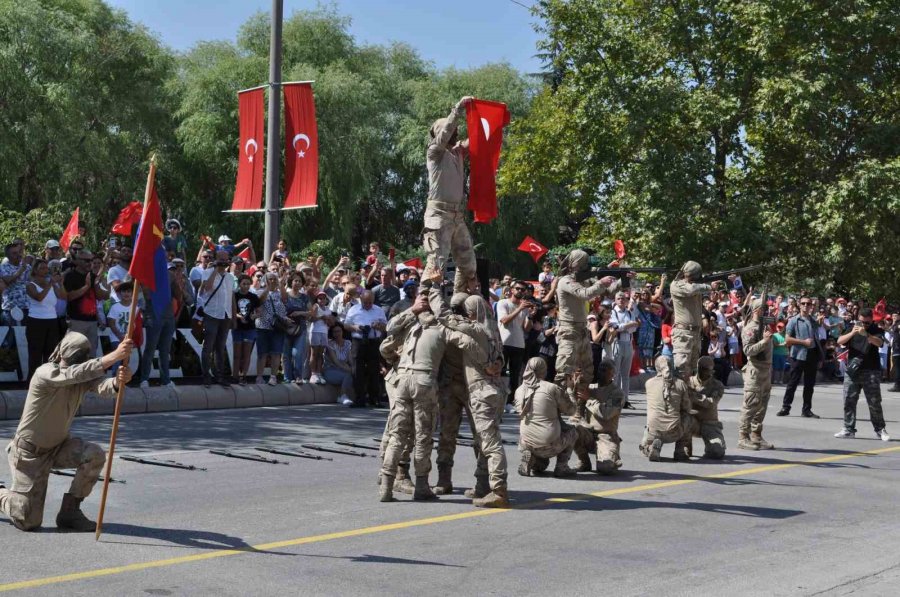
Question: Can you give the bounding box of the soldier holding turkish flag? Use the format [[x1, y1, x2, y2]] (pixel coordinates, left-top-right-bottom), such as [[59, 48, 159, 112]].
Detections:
[[422, 96, 478, 293]]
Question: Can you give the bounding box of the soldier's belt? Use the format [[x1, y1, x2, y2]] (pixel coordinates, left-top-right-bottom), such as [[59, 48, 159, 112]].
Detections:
[[13, 436, 55, 456], [397, 366, 435, 376], [427, 200, 465, 212], [673, 323, 700, 331]]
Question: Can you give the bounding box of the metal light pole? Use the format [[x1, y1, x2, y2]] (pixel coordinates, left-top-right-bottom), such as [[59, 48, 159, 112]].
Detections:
[[263, 0, 283, 260]]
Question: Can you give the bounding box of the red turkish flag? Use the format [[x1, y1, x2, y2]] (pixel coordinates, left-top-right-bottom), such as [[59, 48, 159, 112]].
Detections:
[[60, 207, 80, 251], [403, 257, 424, 270], [111, 201, 144, 236], [231, 88, 265, 211], [613, 239, 626, 259], [874, 298, 887, 322], [517, 236, 548, 263], [237, 247, 252, 261], [283, 83, 318, 209], [466, 99, 510, 224]]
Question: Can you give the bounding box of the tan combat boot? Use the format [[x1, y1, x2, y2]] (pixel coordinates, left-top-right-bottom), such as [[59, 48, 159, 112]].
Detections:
[[432, 464, 453, 495], [517, 450, 535, 477], [472, 486, 510, 508], [750, 432, 774, 450], [413, 476, 438, 501], [394, 463, 415, 494], [647, 439, 663, 462], [379, 475, 396, 502], [737, 434, 760, 450], [56, 493, 96, 532], [553, 461, 576, 478], [464, 474, 490, 499]]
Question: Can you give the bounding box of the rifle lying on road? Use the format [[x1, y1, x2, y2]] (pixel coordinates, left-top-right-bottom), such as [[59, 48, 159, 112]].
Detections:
[[53, 469, 125, 484], [335, 441, 381, 451], [209, 449, 287, 465], [255, 447, 333, 461], [575, 267, 668, 286], [301, 444, 374, 458], [120, 455, 206, 471]]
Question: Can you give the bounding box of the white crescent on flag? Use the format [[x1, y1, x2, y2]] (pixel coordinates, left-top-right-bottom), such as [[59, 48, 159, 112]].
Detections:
[[292, 133, 311, 158], [529, 243, 543, 253], [245, 138, 258, 163], [481, 117, 491, 141]]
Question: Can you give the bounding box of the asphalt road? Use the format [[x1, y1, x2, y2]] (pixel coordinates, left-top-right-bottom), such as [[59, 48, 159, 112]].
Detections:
[[1, 380, 898, 596]]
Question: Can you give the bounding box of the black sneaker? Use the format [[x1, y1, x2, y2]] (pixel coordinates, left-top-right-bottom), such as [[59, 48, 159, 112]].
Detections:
[[776, 408, 790, 416], [801, 411, 820, 419], [888, 386, 900, 393]]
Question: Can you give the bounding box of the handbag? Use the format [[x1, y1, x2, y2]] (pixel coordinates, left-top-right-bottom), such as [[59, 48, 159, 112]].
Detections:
[[270, 295, 302, 336], [196, 273, 226, 318]]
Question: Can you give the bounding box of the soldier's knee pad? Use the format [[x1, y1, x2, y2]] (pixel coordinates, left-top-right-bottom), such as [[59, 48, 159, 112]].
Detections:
[[7, 494, 39, 531], [84, 443, 107, 468], [595, 457, 618, 475], [704, 440, 726, 460]]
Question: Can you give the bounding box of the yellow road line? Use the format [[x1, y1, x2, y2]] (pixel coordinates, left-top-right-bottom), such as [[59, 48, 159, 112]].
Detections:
[[2, 445, 898, 592]]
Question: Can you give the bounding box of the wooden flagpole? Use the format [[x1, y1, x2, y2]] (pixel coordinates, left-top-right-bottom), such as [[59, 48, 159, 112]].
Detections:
[[95, 156, 156, 540]]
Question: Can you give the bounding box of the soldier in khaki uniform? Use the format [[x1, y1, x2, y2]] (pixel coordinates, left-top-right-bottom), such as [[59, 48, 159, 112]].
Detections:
[[514, 358, 578, 477], [687, 356, 727, 459], [575, 360, 626, 475], [423, 96, 477, 292], [378, 309, 418, 494], [0, 333, 133, 532], [670, 261, 723, 379], [554, 249, 621, 405], [433, 293, 480, 495], [640, 356, 693, 461], [738, 298, 775, 450], [380, 294, 483, 502], [429, 286, 509, 508]]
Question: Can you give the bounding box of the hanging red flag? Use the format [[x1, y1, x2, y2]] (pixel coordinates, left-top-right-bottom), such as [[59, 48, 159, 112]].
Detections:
[[60, 208, 80, 251], [403, 257, 424, 270], [613, 239, 626, 259], [517, 236, 548, 263], [237, 247, 252, 261], [873, 298, 887, 322], [231, 87, 265, 211], [466, 99, 510, 224], [283, 82, 318, 209], [111, 201, 144, 236]]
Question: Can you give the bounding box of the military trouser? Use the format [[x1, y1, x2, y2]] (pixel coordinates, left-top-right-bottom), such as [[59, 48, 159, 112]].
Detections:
[[575, 426, 622, 472], [380, 374, 412, 468], [469, 381, 508, 491], [437, 374, 479, 467], [554, 325, 594, 404], [0, 436, 105, 531], [842, 369, 886, 433], [640, 416, 692, 454], [382, 373, 435, 478], [422, 202, 476, 293], [672, 326, 700, 379], [520, 424, 577, 462], [690, 419, 726, 459], [739, 365, 772, 436]]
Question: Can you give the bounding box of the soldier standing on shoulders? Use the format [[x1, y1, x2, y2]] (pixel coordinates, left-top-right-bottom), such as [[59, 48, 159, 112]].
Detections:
[[0, 334, 133, 532], [670, 261, 724, 379]]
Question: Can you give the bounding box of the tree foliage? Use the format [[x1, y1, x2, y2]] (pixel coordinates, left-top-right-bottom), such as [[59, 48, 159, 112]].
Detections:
[[501, 0, 900, 298]]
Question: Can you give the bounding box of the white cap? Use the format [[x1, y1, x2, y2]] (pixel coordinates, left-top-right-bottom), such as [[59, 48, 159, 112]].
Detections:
[[45, 240, 61, 249], [217, 235, 232, 243]]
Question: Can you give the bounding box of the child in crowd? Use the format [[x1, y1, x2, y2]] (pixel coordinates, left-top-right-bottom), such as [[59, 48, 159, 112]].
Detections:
[[308, 290, 332, 384], [107, 281, 138, 374], [537, 261, 554, 284], [772, 322, 787, 383]]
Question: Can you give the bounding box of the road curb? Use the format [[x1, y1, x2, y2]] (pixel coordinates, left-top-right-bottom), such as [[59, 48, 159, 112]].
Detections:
[[0, 383, 340, 421]]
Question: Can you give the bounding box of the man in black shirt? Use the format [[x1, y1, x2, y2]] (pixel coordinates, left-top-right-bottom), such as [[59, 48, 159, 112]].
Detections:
[[834, 308, 889, 441], [62, 251, 109, 355], [889, 314, 900, 393]]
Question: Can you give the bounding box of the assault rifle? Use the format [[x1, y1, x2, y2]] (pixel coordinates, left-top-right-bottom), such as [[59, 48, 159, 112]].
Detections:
[[694, 264, 767, 284], [574, 267, 668, 287]]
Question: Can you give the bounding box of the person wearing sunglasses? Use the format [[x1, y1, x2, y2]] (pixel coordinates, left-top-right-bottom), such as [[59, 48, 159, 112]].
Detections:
[[777, 297, 825, 418]]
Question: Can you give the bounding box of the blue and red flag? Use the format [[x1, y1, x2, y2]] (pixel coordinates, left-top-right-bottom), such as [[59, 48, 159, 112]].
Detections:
[[129, 181, 170, 317]]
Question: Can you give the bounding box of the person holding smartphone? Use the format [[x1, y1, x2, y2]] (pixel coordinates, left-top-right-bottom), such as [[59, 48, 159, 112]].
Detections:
[[200, 252, 236, 387]]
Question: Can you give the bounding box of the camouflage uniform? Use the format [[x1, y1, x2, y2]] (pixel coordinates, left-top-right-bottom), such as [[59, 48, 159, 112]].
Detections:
[[0, 333, 116, 531], [670, 261, 712, 379], [379, 310, 482, 501], [688, 356, 726, 459], [575, 369, 626, 475], [640, 356, 693, 461], [739, 306, 775, 450], [514, 358, 578, 477], [378, 310, 417, 492], [429, 289, 509, 508], [554, 250, 620, 404], [423, 100, 476, 292]]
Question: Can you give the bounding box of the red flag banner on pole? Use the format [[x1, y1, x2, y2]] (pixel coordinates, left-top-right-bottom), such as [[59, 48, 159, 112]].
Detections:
[[613, 239, 627, 260], [466, 99, 510, 224], [874, 298, 887, 322], [60, 207, 80, 251], [403, 257, 424, 270], [231, 87, 265, 211], [283, 82, 318, 210], [111, 201, 144, 236], [517, 236, 548, 263]]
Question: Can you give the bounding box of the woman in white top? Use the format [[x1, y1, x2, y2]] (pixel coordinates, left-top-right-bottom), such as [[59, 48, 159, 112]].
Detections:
[[25, 259, 68, 380]]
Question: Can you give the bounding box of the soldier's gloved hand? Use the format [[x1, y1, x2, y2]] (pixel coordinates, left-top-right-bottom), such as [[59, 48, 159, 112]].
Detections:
[[457, 96, 475, 108], [116, 366, 133, 387]]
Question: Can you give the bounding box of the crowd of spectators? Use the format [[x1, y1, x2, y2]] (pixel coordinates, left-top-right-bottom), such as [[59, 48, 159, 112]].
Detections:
[[2, 227, 898, 412]]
